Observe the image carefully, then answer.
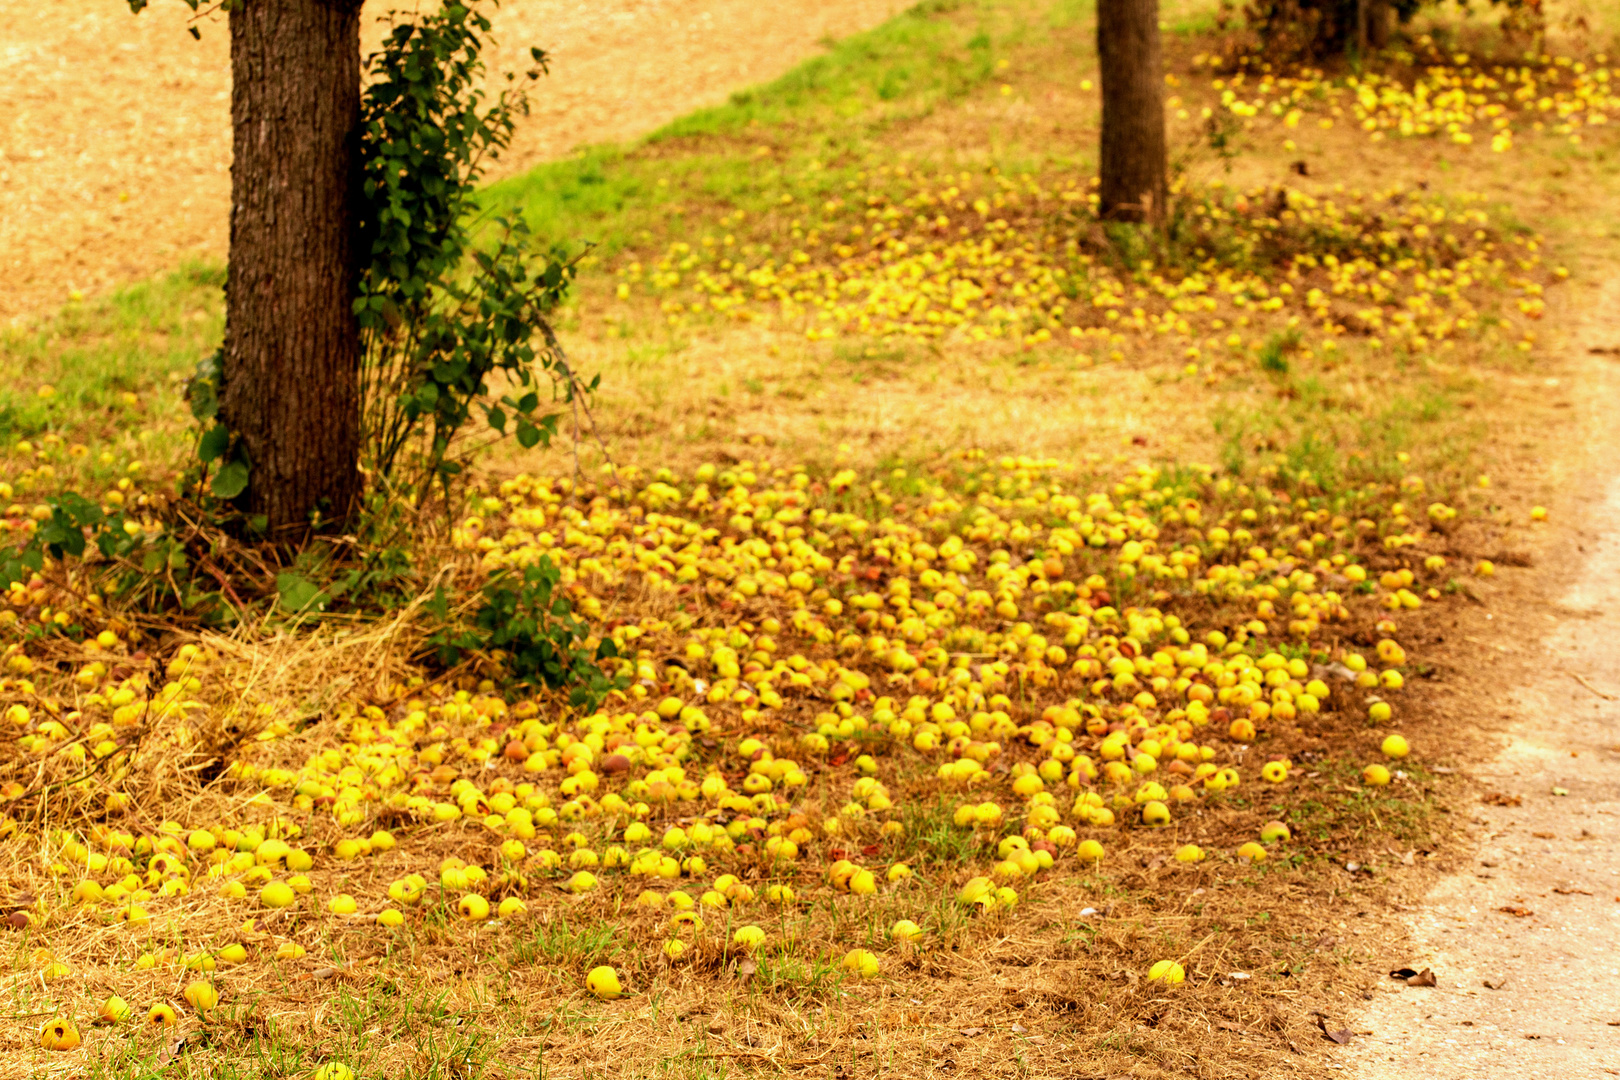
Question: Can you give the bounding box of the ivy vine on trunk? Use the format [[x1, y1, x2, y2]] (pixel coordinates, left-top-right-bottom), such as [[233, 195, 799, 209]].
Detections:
[[356, 2, 586, 505]]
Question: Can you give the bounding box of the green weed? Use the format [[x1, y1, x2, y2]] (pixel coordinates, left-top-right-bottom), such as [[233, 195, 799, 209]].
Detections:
[[509, 914, 625, 971]]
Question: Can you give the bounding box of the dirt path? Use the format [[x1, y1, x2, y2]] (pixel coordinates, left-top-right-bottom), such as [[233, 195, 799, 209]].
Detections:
[[1347, 280, 1620, 1077], [0, 0, 907, 326]]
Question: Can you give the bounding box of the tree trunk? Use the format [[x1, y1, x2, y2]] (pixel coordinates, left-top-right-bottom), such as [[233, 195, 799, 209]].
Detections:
[[1097, 0, 1167, 224], [1367, 0, 1392, 48], [222, 0, 364, 538]]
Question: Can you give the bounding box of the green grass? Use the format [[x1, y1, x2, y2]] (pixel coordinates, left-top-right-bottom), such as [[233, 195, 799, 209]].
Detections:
[[653, 0, 993, 141], [509, 913, 626, 970], [0, 263, 222, 494], [480, 0, 1005, 259], [0, 263, 221, 436], [750, 953, 842, 1000], [899, 794, 991, 866]]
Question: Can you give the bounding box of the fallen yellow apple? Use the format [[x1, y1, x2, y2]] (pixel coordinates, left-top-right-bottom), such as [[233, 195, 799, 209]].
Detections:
[[1147, 960, 1185, 984], [586, 965, 624, 1000]]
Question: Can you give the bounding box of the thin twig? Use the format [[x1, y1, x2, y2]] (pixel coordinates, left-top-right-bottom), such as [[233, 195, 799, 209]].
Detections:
[[535, 317, 615, 504], [1569, 672, 1617, 701]]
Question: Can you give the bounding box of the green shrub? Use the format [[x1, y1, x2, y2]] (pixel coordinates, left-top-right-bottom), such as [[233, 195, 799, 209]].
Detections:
[[426, 558, 624, 708]]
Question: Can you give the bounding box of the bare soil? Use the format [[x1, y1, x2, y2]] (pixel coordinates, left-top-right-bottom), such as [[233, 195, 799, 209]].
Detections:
[[0, 0, 907, 325]]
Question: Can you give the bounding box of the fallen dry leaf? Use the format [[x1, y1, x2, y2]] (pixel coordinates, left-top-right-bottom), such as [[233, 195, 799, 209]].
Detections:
[[1531, 831, 1556, 840], [1499, 905, 1534, 918], [1313, 1014, 1354, 1044], [958, 1027, 984, 1038], [1390, 967, 1437, 987], [1483, 979, 1508, 991], [156, 1031, 200, 1068], [1482, 792, 1522, 807], [1553, 887, 1593, 896]]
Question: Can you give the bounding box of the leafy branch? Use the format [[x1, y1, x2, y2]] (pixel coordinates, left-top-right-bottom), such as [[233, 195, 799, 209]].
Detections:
[[426, 557, 625, 709]]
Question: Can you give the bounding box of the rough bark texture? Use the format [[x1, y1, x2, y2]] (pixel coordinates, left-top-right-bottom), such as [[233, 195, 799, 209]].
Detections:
[[222, 0, 363, 537], [1097, 0, 1167, 224]]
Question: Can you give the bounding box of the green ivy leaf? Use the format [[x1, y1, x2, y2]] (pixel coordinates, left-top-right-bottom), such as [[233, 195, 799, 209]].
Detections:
[[212, 460, 250, 500], [424, 584, 450, 621], [198, 423, 230, 463], [188, 351, 221, 422], [276, 572, 327, 614]]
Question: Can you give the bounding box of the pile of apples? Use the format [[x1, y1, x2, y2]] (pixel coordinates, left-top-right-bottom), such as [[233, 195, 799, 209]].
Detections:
[[0, 451, 1469, 1049]]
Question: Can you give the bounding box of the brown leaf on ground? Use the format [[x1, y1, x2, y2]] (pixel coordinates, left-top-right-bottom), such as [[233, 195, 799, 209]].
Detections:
[[1483, 792, 1523, 806], [1314, 1014, 1354, 1044], [1390, 967, 1438, 986], [1499, 905, 1535, 918]]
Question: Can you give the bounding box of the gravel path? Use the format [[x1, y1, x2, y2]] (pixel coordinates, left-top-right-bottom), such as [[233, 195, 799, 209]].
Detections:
[[1347, 277, 1620, 1078], [0, 0, 907, 324]]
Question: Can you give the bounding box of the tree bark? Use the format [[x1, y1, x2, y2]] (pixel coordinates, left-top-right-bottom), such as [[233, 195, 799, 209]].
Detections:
[[1367, 0, 1392, 49], [1097, 0, 1167, 224], [222, 0, 364, 537]]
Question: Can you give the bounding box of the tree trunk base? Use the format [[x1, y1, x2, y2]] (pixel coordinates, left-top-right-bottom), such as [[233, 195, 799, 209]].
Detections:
[[1097, 0, 1168, 224], [222, 0, 365, 537]]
